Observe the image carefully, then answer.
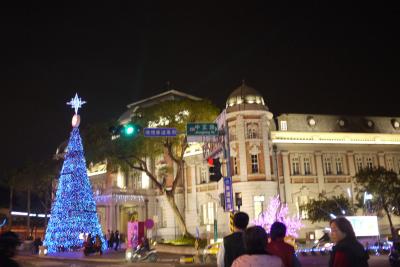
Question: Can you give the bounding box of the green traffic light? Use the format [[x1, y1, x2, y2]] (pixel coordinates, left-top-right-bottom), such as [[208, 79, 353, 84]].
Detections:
[[125, 125, 135, 135]]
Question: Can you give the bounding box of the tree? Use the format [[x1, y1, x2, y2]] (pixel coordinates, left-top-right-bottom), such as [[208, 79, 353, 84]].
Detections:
[[354, 166, 400, 239], [253, 195, 303, 237], [300, 194, 355, 223], [44, 126, 106, 252], [83, 99, 219, 237]]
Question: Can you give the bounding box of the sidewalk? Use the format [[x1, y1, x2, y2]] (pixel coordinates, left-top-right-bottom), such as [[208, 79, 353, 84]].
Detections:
[[19, 249, 127, 263]]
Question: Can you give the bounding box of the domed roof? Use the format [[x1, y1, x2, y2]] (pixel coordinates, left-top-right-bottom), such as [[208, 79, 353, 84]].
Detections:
[[226, 81, 268, 112]]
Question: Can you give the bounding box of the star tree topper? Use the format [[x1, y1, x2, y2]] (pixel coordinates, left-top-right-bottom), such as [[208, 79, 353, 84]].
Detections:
[[67, 93, 86, 128], [67, 93, 86, 114]]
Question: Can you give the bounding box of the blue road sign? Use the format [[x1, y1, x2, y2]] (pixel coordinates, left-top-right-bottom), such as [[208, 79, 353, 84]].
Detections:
[[144, 128, 177, 137], [223, 177, 234, 212]]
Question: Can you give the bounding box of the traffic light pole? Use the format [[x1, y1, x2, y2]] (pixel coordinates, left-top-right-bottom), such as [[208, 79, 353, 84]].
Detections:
[[223, 112, 232, 178]]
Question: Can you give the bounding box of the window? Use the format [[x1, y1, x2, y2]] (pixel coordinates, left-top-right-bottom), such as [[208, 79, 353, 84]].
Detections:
[[387, 157, 394, 172], [251, 155, 259, 173], [298, 196, 309, 220], [247, 123, 259, 139], [200, 167, 207, 183], [356, 157, 363, 172], [254, 195, 265, 219], [280, 120, 287, 131], [366, 157, 373, 169], [201, 202, 216, 225], [304, 158, 311, 175], [233, 157, 238, 175], [292, 157, 300, 175], [324, 158, 332, 175], [336, 157, 343, 174], [159, 208, 167, 228]]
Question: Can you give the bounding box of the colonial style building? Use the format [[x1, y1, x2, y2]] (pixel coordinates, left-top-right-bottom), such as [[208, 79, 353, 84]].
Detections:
[[88, 83, 400, 241]]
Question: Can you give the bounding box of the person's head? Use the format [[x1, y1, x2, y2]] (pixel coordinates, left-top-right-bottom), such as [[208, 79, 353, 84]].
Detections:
[[233, 212, 249, 231], [329, 217, 356, 243], [270, 221, 287, 241], [0, 231, 21, 257], [244, 226, 268, 255]]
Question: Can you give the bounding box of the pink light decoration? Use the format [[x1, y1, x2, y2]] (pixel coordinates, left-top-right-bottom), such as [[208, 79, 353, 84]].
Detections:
[[253, 195, 303, 238]]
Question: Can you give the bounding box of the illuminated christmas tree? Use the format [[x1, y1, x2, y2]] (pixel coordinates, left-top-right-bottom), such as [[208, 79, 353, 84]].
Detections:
[[253, 195, 303, 238], [44, 94, 106, 253]]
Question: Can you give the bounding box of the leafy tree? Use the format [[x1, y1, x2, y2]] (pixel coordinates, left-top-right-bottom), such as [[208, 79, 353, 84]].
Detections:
[[354, 166, 400, 239], [300, 194, 355, 223], [83, 99, 219, 237]]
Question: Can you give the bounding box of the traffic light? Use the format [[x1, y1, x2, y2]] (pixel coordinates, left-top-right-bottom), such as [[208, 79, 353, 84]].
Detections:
[[109, 123, 141, 139], [208, 158, 223, 182]]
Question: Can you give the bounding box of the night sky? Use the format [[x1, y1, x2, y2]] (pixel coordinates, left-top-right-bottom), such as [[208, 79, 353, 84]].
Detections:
[[1, 2, 399, 172]]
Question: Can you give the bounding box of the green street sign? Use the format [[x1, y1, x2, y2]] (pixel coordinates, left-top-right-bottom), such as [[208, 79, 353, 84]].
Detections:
[[187, 123, 218, 136]]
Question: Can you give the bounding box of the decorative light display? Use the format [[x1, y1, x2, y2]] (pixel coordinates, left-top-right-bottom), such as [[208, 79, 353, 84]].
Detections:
[[253, 195, 303, 238], [44, 94, 106, 253]]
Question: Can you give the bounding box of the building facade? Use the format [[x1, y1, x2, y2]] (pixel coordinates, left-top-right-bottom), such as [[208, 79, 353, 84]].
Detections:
[[89, 83, 400, 241]]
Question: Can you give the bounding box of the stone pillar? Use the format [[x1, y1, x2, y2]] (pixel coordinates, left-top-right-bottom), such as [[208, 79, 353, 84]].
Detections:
[[315, 151, 325, 193], [236, 115, 248, 182], [116, 204, 120, 231], [378, 152, 385, 168], [347, 151, 356, 176], [109, 203, 115, 231], [347, 151, 356, 203], [281, 151, 292, 203], [261, 115, 272, 180]]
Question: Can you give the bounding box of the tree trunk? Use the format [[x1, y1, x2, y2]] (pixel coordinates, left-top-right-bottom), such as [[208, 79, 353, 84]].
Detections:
[[9, 186, 13, 228], [165, 190, 194, 238], [27, 188, 31, 238], [384, 206, 397, 240]]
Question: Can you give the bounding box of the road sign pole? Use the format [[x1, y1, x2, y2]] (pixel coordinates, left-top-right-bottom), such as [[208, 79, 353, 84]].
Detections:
[[222, 110, 232, 178]]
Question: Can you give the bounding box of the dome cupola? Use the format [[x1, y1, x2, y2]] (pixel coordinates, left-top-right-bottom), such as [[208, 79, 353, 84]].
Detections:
[[226, 81, 267, 112]]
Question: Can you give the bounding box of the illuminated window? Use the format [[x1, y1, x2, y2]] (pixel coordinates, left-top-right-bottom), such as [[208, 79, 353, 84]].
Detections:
[[366, 157, 374, 169], [233, 157, 238, 175], [298, 196, 309, 219], [200, 167, 207, 184], [280, 121, 287, 131], [159, 208, 167, 228], [356, 157, 363, 172], [201, 202, 216, 225], [253, 195, 265, 219], [304, 158, 311, 175], [292, 157, 300, 175], [324, 157, 332, 175], [336, 157, 343, 174], [247, 123, 259, 139], [251, 155, 259, 173]]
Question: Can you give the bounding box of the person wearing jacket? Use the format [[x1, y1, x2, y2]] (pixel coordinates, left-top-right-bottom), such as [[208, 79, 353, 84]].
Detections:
[[232, 226, 283, 267], [329, 217, 369, 267]]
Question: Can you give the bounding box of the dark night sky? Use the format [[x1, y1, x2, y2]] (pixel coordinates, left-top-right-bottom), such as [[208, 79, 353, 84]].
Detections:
[[0, 2, 399, 172]]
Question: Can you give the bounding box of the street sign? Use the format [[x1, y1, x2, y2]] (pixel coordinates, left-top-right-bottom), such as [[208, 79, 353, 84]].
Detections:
[[187, 123, 218, 136], [223, 177, 234, 212], [144, 128, 177, 137]]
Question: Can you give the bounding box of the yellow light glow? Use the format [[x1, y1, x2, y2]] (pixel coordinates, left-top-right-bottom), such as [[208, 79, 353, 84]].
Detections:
[[142, 172, 149, 189]]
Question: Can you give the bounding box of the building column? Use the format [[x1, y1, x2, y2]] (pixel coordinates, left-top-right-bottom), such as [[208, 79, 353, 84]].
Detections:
[[116, 204, 120, 231], [315, 151, 325, 193], [236, 115, 248, 182], [261, 115, 272, 180], [281, 151, 292, 203], [347, 151, 356, 203], [378, 152, 385, 168], [109, 203, 115, 231]]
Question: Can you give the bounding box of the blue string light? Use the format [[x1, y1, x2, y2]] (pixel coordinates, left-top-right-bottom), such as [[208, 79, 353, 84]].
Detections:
[[44, 127, 107, 253]]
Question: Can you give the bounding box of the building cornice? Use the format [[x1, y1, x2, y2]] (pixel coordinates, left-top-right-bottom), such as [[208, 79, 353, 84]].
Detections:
[[271, 131, 400, 145]]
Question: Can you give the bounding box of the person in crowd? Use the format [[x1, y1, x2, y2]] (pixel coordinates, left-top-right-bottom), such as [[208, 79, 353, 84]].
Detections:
[[109, 230, 115, 249], [32, 237, 43, 255], [329, 217, 369, 267], [114, 230, 120, 251], [94, 234, 103, 255], [0, 231, 22, 267], [217, 212, 249, 267], [267, 221, 300, 267], [106, 229, 111, 248], [231, 226, 283, 267]]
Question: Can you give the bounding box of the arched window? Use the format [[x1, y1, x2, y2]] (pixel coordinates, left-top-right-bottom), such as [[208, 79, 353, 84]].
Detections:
[[246, 123, 259, 139]]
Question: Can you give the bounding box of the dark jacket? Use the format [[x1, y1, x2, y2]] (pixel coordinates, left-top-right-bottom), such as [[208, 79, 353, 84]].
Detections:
[[329, 237, 369, 267], [223, 232, 245, 267]]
